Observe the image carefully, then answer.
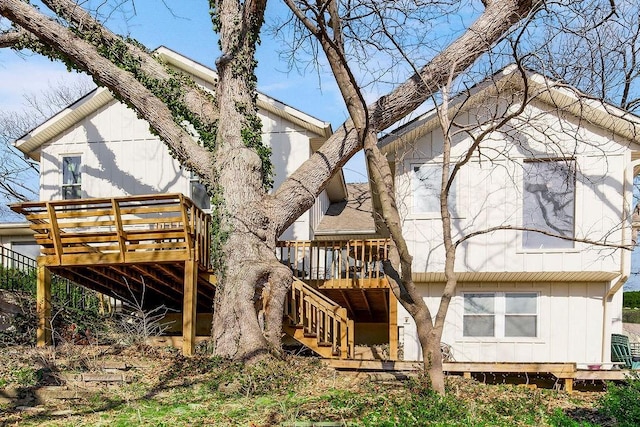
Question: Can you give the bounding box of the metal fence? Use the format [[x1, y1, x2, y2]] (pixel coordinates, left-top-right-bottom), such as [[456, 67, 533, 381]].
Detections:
[[0, 246, 102, 311]]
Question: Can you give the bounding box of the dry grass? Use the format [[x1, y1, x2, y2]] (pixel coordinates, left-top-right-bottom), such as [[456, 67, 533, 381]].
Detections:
[[0, 345, 613, 426]]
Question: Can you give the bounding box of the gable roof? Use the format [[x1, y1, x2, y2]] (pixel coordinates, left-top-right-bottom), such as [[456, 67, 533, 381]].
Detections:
[[12, 47, 347, 202], [315, 183, 378, 239], [380, 65, 640, 155], [14, 46, 333, 159]]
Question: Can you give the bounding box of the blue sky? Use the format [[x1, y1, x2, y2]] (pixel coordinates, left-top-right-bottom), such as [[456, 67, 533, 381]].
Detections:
[[0, 2, 369, 180]]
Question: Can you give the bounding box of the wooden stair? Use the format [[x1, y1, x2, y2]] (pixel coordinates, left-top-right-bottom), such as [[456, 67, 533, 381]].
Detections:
[[284, 278, 354, 359]]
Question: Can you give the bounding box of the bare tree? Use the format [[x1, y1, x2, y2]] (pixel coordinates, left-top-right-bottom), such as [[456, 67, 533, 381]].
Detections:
[[278, 0, 639, 393], [0, 77, 93, 220], [0, 0, 539, 363], [532, 0, 640, 112]]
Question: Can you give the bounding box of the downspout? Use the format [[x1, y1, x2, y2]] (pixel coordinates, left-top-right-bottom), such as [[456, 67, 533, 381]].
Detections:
[[601, 160, 636, 361], [602, 275, 627, 362]]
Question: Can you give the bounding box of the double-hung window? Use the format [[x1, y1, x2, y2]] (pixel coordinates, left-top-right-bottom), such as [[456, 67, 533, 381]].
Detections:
[[463, 292, 538, 338], [413, 164, 456, 214], [62, 156, 82, 200], [522, 159, 575, 249]]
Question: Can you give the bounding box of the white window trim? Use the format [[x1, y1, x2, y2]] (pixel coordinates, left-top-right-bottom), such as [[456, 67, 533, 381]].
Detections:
[[61, 154, 82, 200], [458, 291, 541, 343], [516, 157, 581, 254]]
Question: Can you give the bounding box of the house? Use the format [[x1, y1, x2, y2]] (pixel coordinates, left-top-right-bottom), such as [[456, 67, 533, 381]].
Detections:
[[12, 47, 346, 243], [380, 66, 640, 368], [6, 47, 396, 359], [9, 51, 638, 380]]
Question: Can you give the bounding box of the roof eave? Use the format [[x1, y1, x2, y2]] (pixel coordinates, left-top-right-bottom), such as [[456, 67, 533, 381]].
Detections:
[[381, 67, 640, 156], [15, 46, 333, 159], [156, 46, 333, 139], [13, 87, 112, 160]]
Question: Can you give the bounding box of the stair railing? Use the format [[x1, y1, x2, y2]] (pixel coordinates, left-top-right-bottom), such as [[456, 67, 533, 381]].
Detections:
[[285, 278, 354, 359]]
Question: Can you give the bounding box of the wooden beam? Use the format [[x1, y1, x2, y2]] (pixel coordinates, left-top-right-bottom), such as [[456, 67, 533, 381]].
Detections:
[[360, 289, 372, 320], [339, 290, 355, 317], [183, 257, 198, 356], [388, 290, 398, 361], [442, 362, 577, 378], [45, 202, 63, 263], [179, 194, 192, 260], [36, 265, 51, 347], [129, 264, 181, 293], [39, 249, 190, 266], [565, 378, 573, 393], [156, 264, 185, 286], [111, 198, 127, 262]]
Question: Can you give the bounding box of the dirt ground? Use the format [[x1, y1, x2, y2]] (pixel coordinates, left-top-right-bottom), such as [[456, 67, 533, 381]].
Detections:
[[0, 344, 612, 426]]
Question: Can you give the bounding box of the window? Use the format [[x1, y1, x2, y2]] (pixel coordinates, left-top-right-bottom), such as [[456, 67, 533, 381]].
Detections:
[[62, 156, 82, 200], [413, 164, 456, 214], [522, 159, 575, 249], [463, 293, 495, 337], [463, 292, 538, 338], [190, 172, 211, 210], [504, 293, 537, 337]]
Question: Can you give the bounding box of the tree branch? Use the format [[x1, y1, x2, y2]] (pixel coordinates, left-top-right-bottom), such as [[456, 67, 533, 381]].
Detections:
[[455, 225, 633, 250], [271, 0, 542, 236], [0, 0, 215, 182], [39, 0, 218, 125], [0, 28, 35, 48]]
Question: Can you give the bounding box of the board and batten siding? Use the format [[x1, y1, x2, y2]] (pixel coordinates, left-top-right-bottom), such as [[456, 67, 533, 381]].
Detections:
[[38, 96, 321, 242], [399, 281, 623, 364], [393, 100, 632, 275], [308, 190, 331, 241], [39, 99, 189, 201]]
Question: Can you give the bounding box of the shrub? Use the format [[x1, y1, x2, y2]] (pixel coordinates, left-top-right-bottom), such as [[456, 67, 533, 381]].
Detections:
[[624, 291, 640, 309], [622, 308, 640, 324], [599, 374, 640, 427]]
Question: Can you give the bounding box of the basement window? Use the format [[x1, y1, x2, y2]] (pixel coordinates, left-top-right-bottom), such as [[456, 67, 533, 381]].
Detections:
[[463, 292, 538, 338]]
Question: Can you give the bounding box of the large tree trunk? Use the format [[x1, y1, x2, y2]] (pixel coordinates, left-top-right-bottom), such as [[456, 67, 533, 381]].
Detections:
[[208, 0, 290, 361]]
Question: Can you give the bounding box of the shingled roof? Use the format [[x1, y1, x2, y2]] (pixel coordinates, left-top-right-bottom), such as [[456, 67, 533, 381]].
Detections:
[[315, 183, 378, 238]]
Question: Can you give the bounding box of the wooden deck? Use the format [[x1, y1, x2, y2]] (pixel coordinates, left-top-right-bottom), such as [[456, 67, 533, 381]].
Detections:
[[11, 196, 401, 359], [11, 194, 215, 355], [276, 239, 392, 322], [326, 360, 633, 392]]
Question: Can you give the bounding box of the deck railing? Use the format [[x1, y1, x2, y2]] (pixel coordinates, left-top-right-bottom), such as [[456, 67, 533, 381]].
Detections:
[[285, 278, 354, 358], [0, 246, 102, 311], [11, 194, 211, 270], [276, 239, 390, 288]]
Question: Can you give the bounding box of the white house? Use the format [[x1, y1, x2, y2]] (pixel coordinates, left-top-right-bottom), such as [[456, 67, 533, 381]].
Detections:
[[381, 66, 640, 367], [10, 47, 346, 242]]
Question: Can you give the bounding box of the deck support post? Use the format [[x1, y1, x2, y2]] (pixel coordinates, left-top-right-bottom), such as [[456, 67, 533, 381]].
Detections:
[[36, 264, 52, 347], [565, 378, 573, 393], [388, 290, 399, 360], [182, 257, 198, 356]]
